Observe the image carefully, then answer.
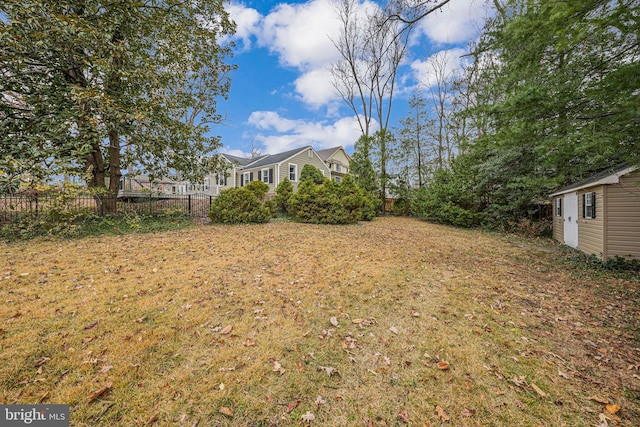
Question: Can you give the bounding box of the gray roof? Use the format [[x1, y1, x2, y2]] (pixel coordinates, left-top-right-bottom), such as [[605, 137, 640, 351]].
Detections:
[[550, 162, 638, 196], [220, 153, 265, 166], [244, 146, 313, 169]]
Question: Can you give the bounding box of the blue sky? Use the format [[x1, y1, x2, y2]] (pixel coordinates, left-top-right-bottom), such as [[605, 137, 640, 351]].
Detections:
[[216, 0, 492, 157]]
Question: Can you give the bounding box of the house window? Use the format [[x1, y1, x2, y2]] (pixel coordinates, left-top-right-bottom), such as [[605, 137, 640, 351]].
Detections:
[[335, 176, 342, 183], [243, 172, 251, 186], [289, 164, 297, 181], [262, 169, 270, 184], [583, 192, 596, 219], [308, 149, 313, 158], [336, 164, 342, 172], [555, 198, 562, 216]]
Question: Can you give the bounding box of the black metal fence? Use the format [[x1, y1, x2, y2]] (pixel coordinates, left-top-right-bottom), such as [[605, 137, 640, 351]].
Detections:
[[0, 192, 214, 224]]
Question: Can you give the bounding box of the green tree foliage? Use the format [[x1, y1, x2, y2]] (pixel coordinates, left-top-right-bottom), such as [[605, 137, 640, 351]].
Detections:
[[350, 136, 379, 193], [274, 178, 294, 214], [396, 91, 434, 189], [209, 187, 270, 225], [417, 0, 639, 229], [300, 164, 327, 184], [0, 0, 235, 205], [412, 153, 481, 227]]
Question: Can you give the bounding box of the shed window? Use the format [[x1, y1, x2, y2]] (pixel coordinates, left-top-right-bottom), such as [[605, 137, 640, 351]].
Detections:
[[555, 198, 562, 216], [583, 192, 596, 219]]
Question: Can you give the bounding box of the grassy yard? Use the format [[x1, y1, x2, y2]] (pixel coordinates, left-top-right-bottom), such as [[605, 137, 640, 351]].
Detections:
[[0, 217, 638, 426]]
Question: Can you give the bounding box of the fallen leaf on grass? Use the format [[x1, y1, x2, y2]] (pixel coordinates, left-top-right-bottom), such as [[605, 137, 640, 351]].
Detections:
[[99, 365, 113, 374], [83, 321, 99, 331], [514, 398, 525, 409], [315, 395, 326, 405], [219, 325, 233, 335], [330, 317, 339, 327], [597, 413, 609, 427], [436, 361, 450, 370], [398, 410, 410, 423], [352, 318, 364, 324], [531, 382, 547, 398], [605, 404, 620, 415], [87, 382, 112, 403], [461, 408, 475, 417], [589, 396, 609, 404], [436, 405, 450, 422], [389, 326, 399, 335], [286, 400, 300, 413], [558, 370, 569, 379], [219, 407, 233, 418], [317, 366, 338, 377], [145, 412, 159, 425], [243, 338, 255, 346], [301, 411, 315, 421], [272, 360, 285, 375]]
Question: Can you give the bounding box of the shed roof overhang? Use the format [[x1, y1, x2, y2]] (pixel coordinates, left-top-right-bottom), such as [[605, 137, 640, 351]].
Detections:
[[550, 164, 638, 197]]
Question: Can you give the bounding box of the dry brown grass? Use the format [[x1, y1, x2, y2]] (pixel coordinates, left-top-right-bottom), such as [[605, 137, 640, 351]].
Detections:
[[0, 217, 638, 426]]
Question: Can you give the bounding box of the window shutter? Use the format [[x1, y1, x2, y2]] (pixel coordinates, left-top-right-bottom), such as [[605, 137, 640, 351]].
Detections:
[[258, 170, 262, 181], [224, 175, 227, 186], [250, 172, 254, 182], [240, 174, 244, 186], [582, 194, 586, 218], [592, 192, 596, 219], [269, 168, 274, 184]]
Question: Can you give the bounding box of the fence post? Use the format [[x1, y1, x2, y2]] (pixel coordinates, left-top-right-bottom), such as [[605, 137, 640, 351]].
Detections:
[[188, 194, 192, 216], [100, 195, 104, 216]]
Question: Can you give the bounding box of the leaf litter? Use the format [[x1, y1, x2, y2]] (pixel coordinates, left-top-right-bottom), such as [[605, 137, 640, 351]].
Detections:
[[0, 217, 639, 425]]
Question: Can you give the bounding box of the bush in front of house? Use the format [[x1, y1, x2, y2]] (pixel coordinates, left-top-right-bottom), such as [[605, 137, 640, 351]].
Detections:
[[274, 178, 294, 214], [289, 175, 375, 224], [209, 187, 271, 224], [300, 164, 327, 184], [244, 180, 269, 201]]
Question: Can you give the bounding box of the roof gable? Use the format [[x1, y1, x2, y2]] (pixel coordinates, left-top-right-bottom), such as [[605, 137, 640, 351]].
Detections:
[[550, 163, 639, 196], [317, 145, 351, 164], [220, 153, 266, 167], [244, 146, 314, 169]]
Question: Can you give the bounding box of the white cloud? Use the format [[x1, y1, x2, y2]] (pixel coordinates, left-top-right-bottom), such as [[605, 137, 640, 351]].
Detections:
[[294, 68, 339, 108], [416, 0, 489, 45], [259, 0, 342, 70], [410, 48, 469, 88], [227, 2, 262, 50], [246, 111, 363, 153]]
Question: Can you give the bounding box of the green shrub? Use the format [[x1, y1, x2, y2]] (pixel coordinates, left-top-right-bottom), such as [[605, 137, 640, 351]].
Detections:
[[264, 200, 277, 218], [300, 164, 327, 184], [274, 178, 294, 214], [289, 176, 375, 224], [244, 180, 269, 201], [209, 187, 270, 224]]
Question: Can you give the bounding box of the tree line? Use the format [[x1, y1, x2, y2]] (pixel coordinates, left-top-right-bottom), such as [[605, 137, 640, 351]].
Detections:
[[341, 0, 639, 228]]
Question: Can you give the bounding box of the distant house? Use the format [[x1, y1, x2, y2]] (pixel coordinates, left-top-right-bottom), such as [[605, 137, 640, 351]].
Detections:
[[317, 147, 351, 183], [233, 146, 331, 194], [550, 164, 640, 261], [119, 146, 346, 197]]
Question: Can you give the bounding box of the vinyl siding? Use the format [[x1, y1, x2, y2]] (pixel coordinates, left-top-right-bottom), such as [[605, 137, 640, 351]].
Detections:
[[605, 170, 640, 261], [552, 196, 564, 243], [278, 150, 331, 191], [578, 187, 604, 259]]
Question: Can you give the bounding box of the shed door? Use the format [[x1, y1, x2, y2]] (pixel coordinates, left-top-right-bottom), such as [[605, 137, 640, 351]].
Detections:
[[563, 192, 579, 249]]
